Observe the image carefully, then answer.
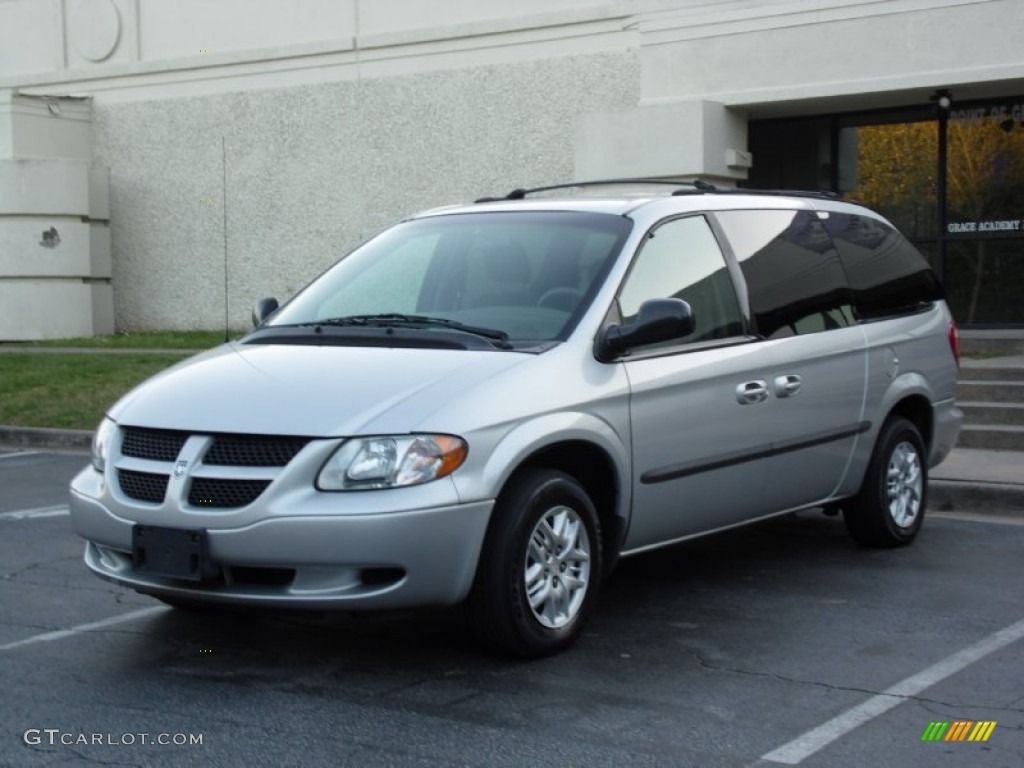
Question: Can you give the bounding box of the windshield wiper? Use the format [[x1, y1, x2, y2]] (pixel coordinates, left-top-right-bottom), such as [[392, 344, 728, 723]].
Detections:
[[302, 314, 513, 349]]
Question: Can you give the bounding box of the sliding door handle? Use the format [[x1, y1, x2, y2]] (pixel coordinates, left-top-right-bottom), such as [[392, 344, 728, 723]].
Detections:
[[773, 374, 803, 398], [736, 380, 769, 405]]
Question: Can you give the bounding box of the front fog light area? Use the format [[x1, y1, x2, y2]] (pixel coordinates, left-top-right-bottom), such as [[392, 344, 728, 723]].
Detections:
[[317, 434, 467, 490]]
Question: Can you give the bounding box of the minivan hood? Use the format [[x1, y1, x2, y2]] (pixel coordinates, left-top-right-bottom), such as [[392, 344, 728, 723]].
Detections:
[[109, 342, 529, 436]]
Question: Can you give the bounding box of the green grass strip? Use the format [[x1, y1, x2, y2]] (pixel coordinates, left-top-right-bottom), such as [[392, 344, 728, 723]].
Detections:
[[0, 353, 189, 430], [11, 330, 233, 350]]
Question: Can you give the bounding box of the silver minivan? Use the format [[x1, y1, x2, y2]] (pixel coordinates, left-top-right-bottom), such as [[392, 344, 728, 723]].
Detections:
[[70, 182, 962, 656]]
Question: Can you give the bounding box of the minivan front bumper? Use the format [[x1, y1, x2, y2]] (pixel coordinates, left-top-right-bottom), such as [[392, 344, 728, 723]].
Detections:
[[70, 468, 493, 611]]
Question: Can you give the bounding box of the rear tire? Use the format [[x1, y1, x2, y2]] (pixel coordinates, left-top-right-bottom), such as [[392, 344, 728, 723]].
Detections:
[[843, 417, 927, 548], [469, 469, 602, 658]]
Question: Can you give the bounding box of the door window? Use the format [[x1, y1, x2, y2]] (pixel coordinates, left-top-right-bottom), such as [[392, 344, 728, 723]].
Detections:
[[821, 212, 943, 320], [617, 215, 744, 349]]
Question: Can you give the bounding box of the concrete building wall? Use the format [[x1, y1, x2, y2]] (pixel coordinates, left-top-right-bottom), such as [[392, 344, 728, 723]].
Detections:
[[0, 92, 113, 340], [2, 0, 1023, 331], [89, 51, 640, 330], [635, 0, 1021, 113]]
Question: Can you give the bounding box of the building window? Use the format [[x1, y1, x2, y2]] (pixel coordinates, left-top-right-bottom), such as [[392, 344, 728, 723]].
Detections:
[[837, 119, 937, 242], [747, 98, 1024, 327], [945, 241, 1024, 324], [944, 101, 1024, 325], [947, 105, 1024, 226], [747, 118, 832, 192]]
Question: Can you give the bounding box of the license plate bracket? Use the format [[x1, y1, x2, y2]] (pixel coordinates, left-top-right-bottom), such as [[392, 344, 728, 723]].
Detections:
[[132, 525, 213, 582]]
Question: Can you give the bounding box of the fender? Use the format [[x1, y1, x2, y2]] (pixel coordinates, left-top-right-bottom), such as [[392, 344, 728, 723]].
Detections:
[[879, 371, 936, 417], [451, 411, 633, 528]]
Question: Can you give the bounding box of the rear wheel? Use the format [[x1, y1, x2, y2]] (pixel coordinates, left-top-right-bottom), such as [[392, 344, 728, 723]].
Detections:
[[469, 469, 602, 658], [843, 417, 927, 548]]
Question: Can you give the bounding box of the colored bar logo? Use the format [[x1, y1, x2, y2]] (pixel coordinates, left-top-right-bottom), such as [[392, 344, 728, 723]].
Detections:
[[921, 721, 997, 742]]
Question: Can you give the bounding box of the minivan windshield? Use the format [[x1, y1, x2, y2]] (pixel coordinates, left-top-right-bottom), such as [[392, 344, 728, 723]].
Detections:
[[268, 211, 632, 344]]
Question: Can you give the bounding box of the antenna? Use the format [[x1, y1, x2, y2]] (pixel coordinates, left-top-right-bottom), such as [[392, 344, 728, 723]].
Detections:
[[221, 136, 229, 343]]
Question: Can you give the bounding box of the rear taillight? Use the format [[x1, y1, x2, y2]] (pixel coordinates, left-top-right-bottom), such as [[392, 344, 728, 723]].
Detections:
[[948, 320, 960, 368]]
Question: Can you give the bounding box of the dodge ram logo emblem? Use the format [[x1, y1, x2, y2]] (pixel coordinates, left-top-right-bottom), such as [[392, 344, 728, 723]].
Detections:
[[173, 460, 188, 479]]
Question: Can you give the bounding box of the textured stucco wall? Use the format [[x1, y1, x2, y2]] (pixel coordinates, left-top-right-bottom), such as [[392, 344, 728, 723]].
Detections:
[[91, 50, 639, 331]]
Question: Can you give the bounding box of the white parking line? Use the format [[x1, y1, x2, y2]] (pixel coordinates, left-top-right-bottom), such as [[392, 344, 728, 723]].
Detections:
[[0, 504, 70, 520], [0, 451, 42, 460], [761, 616, 1024, 764], [0, 606, 166, 653]]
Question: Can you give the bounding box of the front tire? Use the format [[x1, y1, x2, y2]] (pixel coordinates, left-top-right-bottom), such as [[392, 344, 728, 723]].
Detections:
[[469, 469, 602, 658], [844, 417, 927, 548]]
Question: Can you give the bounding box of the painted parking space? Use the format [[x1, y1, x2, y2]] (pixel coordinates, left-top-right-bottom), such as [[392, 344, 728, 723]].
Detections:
[[0, 505, 69, 520], [0, 455, 1021, 766], [757, 618, 1024, 765], [0, 449, 86, 514]]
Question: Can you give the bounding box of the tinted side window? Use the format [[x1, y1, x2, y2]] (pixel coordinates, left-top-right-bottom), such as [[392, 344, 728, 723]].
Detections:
[[822, 212, 944, 320], [617, 215, 744, 347], [715, 209, 855, 339]]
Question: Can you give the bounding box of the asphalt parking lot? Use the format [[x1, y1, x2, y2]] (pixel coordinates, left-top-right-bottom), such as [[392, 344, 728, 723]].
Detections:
[[2, 449, 1021, 768]]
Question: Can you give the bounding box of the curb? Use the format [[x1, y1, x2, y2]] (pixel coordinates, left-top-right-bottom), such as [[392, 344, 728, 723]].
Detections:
[[929, 480, 1024, 517], [0, 426, 93, 452]]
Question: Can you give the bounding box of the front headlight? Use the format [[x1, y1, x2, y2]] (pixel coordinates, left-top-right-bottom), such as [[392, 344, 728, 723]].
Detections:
[[91, 417, 117, 472], [317, 434, 468, 491]]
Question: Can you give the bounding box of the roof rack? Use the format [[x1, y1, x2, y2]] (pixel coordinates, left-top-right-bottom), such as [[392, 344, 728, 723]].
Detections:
[[473, 178, 717, 203], [687, 188, 844, 201], [474, 180, 845, 204]]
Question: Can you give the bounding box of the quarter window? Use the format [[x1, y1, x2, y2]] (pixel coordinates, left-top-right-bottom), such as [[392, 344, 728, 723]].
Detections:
[[822, 212, 943, 320], [715, 209, 855, 338], [617, 215, 744, 347]]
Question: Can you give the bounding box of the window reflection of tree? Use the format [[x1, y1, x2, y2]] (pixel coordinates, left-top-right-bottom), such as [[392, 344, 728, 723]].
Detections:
[[947, 116, 1024, 322], [844, 121, 937, 241]]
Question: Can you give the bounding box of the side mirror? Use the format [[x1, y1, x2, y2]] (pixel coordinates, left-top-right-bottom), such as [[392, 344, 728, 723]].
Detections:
[[595, 298, 694, 362], [251, 297, 279, 327]]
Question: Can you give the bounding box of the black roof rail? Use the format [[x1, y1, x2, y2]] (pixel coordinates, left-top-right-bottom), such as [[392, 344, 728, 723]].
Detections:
[[473, 178, 717, 203], [715, 188, 844, 201], [645, 187, 847, 202], [473, 181, 848, 204]]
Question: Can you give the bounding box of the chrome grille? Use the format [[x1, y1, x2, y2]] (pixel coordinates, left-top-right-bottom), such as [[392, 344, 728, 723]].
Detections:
[[189, 478, 272, 508], [118, 469, 169, 504], [204, 435, 309, 467], [121, 428, 188, 462]]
